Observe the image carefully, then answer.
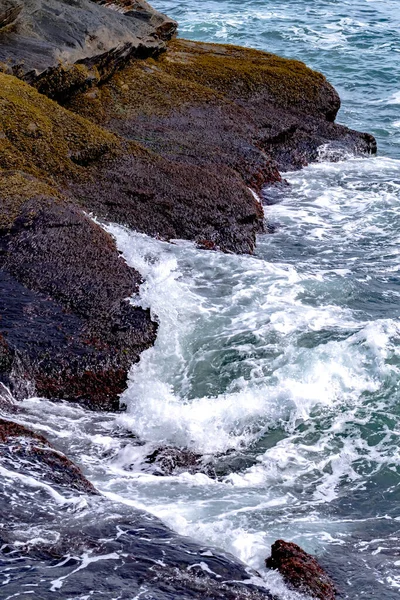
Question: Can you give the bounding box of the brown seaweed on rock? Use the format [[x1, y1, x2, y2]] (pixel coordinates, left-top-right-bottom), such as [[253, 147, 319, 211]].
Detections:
[[0, 0, 376, 408], [266, 539, 337, 600]]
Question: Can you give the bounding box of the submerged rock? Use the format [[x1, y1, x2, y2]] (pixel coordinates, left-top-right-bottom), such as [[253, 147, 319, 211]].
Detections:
[[0, 417, 97, 493], [266, 539, 337, 600], [143, 446, 216, 477]]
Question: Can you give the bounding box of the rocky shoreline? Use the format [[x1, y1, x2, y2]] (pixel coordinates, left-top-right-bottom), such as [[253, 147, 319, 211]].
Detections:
[[0, 0, 375, 597]]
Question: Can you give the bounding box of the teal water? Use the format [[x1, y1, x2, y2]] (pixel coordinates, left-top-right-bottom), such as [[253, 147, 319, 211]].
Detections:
[[153, 0, 400, 158], [131, 1, 400, 596], [6, 2, 400, 599]]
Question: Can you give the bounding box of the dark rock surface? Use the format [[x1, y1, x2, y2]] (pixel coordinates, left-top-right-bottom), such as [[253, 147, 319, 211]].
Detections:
[[143, 446, 216, 477], [0, 416, 98, 493], [0, 0, 177, 99], [0, 171, 157, 408], [266, 539, 337, 600], [1, 486, 275, 599], [67, 38, 376, 176]]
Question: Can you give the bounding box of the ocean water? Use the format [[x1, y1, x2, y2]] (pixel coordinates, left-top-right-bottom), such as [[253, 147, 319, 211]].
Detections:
[[3, 1, 400, 599]]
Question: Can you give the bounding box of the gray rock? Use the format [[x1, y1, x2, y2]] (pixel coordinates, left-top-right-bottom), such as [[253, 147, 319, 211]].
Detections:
[[0, 1, 22, 30], [0, 0, 176, 96]]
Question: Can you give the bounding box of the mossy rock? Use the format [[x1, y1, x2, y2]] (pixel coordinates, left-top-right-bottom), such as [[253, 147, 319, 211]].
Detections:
[[68, 38, 339, 123], [160, 40, 340, 121], [0, 73, 120, 180], [66, 57, 224, 122]]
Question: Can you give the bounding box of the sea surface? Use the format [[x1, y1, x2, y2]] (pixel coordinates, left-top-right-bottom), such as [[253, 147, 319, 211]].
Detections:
[[3, 1, 400, 598]]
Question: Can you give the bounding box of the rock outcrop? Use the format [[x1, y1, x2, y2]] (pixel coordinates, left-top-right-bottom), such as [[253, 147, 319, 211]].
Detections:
[[67, 39, 376, 173], [266, 539, 337, 600], [0, 0, 177, 99], [0, 0, 376, 407], [0, 172, 157, 409]]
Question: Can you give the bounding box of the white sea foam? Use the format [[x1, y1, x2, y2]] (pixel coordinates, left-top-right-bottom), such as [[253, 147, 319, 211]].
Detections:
[[387, 91, 400, 105], [13, 151, 400, 598], [101, 154, 400, 594]]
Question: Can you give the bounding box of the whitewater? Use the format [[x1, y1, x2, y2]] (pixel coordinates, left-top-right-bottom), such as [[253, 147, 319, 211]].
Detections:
[[5, 1, 400, 598]]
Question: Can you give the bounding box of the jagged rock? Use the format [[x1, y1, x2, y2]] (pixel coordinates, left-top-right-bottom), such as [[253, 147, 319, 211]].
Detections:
[[0, 171, 157, 408], [143, 446, 216, 477], [0, 417, 98, 493], [266, 539, 337, 600], [0, 0, 177, 100], [0, 1, 21, 30]]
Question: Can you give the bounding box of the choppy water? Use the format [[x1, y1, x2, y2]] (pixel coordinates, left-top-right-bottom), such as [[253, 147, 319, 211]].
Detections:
[[3, 1, 400, 599]]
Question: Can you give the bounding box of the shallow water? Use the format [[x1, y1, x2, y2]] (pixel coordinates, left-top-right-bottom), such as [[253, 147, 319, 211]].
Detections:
[[3, 1, 400, 598]]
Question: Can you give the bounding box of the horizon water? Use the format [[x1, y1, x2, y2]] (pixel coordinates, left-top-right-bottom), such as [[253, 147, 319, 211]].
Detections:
[[4, 1, 400, 598]]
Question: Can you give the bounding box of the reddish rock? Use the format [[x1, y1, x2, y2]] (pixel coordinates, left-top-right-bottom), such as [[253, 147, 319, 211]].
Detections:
[[266, 539, 336, 600], [0, 176, 157, 409]]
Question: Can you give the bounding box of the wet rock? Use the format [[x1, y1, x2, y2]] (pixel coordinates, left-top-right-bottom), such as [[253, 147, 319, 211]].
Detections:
[[1, 482, 274, 598], [266, 539, 337, 600], [70, 150, 265, 254], [0, 417, 98, 493], [65, 39, 376, 251], [144, 446, 216, 477], [0, 69, 265, 255], [0, 0, 176, 100], [0, 4, 377, 406], [146, 40, 376, 171], [0, 172, 157, 409]]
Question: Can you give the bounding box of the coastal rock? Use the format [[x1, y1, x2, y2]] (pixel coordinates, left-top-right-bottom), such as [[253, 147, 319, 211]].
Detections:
[[67, 38, 376, 177], [0, 0, 177, 99], [266, 539, 337, 600], [0, 417, 97, 493], [143, 446, 216, 477], [0, 69, 265, 254], [0, 1, 377, 407], [0, 171, 157, 408]]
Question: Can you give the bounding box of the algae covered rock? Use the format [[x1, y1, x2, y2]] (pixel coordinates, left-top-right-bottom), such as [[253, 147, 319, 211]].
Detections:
[[143, 39, 376, 170], [68, 37, 375, 178], [0, 70, 265, 254], [0, 3, 377, 408], [266, 539, 337, 600], [0, 71, 120, 178], [0, 171, 157, 408]]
